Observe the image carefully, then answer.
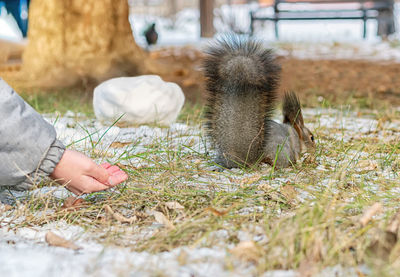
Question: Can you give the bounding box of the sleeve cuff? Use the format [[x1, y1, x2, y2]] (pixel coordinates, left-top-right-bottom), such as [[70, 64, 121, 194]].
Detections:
[[14, 139, 66, 190]]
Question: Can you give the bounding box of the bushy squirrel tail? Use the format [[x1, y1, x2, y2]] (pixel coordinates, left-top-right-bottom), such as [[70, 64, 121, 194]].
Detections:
[[203, 35, 280, 88], [203, 35, 281, 168]]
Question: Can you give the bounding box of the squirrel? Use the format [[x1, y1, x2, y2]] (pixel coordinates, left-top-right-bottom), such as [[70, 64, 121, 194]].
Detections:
[[203, 36, 315, 169]]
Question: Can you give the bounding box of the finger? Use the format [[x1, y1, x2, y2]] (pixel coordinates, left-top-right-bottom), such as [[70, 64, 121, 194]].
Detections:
[[80, 176, 110, 193], [101, 162, 112, 169], [107, 171, 128, 187], [90, 164, 110, 184], [106, 165, 121, 174]]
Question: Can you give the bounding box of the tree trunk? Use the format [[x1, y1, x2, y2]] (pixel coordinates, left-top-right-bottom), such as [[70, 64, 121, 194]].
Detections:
[[200, 0, 214, 38], [22, 0, 151, 88]]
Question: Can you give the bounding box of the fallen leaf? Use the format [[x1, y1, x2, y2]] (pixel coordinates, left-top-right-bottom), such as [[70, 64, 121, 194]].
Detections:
[[367, 208, 400, 260], [239, 174, 262, 187], [360, 202, 383, 227], [357, 160, 378, 171], [206, 207, 229, 216], [153, 211, 175, 229], [110, 141, 132, 148], [177, 249, 188, 266], [355, 269, 367, 277], [230, 241, 261, 263], [387, 209, 400, 233], [45, 231, 81, 250], [298, 259, 319, 277], [62, 196, 87, 211], [257, 183, 273, 192], [280, 184, 298, 203], [165, 201, 184, 210], [0, 203, 13, 212], [367, 230, 397, 260], [104, 204, 137, 224]]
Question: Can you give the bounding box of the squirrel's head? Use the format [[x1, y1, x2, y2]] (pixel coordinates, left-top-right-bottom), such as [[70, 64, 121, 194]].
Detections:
[[282, 91, 316, 154]]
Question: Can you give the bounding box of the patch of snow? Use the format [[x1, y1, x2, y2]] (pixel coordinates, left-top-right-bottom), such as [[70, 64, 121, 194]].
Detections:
[[262, 271, 297, 277], [0, 225, 255, 277]]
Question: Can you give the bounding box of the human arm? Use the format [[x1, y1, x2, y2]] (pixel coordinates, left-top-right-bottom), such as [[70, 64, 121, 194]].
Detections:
[[0, 78, 127, 193]]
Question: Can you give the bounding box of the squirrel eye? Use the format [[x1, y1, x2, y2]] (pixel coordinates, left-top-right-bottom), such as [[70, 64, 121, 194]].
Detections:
[[310, 135, 314, 142]]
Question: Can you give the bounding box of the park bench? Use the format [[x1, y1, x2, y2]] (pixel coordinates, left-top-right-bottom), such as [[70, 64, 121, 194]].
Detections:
[[250, 0, 395, 38]]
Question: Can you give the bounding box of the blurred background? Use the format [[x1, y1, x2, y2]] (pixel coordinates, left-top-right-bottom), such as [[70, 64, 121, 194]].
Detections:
[[0, 0, 399, 107]]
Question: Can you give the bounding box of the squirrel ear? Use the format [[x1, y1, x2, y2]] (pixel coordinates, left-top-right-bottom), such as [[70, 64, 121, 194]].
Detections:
[[283, 91, 304, 127], [293, 122, 303, 140]]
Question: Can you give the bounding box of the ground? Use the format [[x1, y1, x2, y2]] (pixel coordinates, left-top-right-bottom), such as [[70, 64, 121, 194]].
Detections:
[[2, 98, 400, 276]]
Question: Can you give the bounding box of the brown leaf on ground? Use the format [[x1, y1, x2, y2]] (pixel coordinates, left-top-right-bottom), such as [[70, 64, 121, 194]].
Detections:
[[45, 231, 81, 250], [153, 211, 175, 230], [239, 174, 262, 188], [387, 209, 400, 234], [165, 201, 184, 210], [257, 183, 274, 192], [0, 203, 13, 212], [62, 196, 87, 211], [360, 202, 383, 227], [104, 204, 137, 224], [205, 207, 229, 216], [230, 241, 262, 264], [177, 249, 188, 266], [367, 230, 397, 260], [367, 208, 400, 260], [357, 160, 378, 172], [298, 259, 319, 277], [110, 141, 132, 148], [280, 184, 298, 204]]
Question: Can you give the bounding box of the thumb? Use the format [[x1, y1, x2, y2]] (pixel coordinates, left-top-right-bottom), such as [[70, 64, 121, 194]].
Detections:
[[107, 171, 128, 187], [90, 164, 110, 184]]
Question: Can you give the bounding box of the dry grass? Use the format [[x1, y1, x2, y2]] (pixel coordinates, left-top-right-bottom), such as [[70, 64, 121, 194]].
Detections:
[[2, 93, 400, 276]]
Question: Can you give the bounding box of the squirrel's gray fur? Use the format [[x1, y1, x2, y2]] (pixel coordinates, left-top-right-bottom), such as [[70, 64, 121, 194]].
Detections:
[[203, 35, 315, 169]]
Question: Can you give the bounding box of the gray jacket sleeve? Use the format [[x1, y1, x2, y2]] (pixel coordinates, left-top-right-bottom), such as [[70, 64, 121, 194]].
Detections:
[[0, 78, 65, 190]]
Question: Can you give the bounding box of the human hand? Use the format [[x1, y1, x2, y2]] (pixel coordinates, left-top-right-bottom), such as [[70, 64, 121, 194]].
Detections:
[[50, 149, 128, 195]]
